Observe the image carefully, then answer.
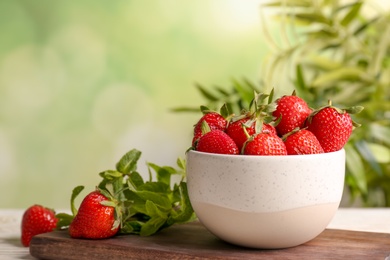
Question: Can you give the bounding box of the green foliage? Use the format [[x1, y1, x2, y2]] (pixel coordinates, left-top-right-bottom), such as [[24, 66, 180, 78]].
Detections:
[[172, 79, 262, 115], [56, 149, 195, 235], [262, 0, 390, 206], [104, 149, 195, 236]]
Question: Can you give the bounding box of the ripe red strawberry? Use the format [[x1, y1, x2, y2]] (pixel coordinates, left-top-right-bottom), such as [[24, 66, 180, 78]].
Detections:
[[273, 92, 312, 136], [305, 103, 362, 153], [196, 129, 239, 155], [243, 133, 287, 156], [226, 118, 277, 152], [284, 129, 324, 155], [69, 190, 119, 239], [192, 112, 227, 146], [21, 205, 58, 246]]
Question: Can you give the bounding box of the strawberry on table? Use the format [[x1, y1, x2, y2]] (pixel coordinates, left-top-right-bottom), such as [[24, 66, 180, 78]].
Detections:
[[243, 133, 287, 156], [69, 190, 119, 239], [305, 101, 363, 153], [21, 205, 58, 247], [273, 91, 312, 136], [284, 129, 324, 155]]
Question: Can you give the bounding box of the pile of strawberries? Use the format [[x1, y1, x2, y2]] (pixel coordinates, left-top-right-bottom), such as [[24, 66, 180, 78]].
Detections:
[[191, 90, 363, 156]]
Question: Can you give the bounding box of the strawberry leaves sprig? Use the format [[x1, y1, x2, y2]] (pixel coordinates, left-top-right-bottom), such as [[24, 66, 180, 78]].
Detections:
[[56, 149, 195, 237], [100, 149, 194, 236]]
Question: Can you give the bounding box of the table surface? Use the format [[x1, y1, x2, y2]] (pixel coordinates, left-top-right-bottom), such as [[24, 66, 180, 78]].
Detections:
[[1, 208, 390, 260]]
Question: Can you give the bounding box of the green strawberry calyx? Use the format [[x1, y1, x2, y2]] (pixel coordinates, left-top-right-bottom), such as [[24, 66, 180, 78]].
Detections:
[[230, 90, 277, 135], [200, 104, 234, 122], [97, 187, 122, 231], [200, 120, 211, 135], [281, 127, 302, 142], [306, 100, 364, 128]]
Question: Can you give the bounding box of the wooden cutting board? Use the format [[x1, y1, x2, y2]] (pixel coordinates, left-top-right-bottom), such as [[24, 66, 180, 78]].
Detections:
[[30, 222, 390, 259]]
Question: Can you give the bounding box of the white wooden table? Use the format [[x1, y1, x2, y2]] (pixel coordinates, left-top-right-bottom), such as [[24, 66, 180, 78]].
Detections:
[[1, 208, 390, 260]]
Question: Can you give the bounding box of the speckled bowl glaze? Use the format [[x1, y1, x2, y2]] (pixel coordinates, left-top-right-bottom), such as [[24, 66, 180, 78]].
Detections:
[[186, 149, 345, 249]]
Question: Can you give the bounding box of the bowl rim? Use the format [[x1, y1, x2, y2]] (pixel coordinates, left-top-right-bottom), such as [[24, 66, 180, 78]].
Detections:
[[187, 148, 345, 160]]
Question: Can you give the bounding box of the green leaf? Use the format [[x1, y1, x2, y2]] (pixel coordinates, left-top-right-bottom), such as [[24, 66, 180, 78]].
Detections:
[[305, 56, 342, 71], [231, 78, 257, 104], [170, 107, 199, 113], [168, 182, 195, 224], [355, 140, 382, 175], [311, 67, 371, 87], [215, 86, 230, 97], [138, 181, 170, 194], [219, 103, 231, 119], [262, 0, 311, 8], [123, 191, 148, 215], [70, 185, 84, 216], [140, 216, 166, 236], [369, 123, 390, 146], [200, 105, 213, 114], [345, 144, 367, 194], [99, 170, 123, 180], [120, 221, 142, 234], [116, 149, 142, 174], [200, 120, 211, 135], [145, 200, 168, 219], [128, 171, 144, 191], [135, 190, 172, 210], [55, 213, 74, 229], [176, 157, 186, 171], [97, 177, 110, 193], [147, 163, 177, 186], [267, 88, 275, 104], [100, 200, 116, 207], [368, 23, 390, 76], [354, 16, 379, 35], [344, 174, 361, 203], [304, 27, 339, 38], [97, 171, 124, 199], [195, 83, 219, 102], [340, 1, 363, 27], [366, 142, 390, 164], [276, 12, 330, 25], [330, 86, 366, 105], [255, 119, 264, 134], [295, 64, 306, 93]]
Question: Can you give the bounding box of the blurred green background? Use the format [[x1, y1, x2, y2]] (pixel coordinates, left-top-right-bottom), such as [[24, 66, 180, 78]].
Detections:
[[0, 0, 272, 209]]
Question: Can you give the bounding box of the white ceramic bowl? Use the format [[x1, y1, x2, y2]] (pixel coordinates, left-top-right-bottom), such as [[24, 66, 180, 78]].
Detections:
[[186, 149, 345, 249]]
